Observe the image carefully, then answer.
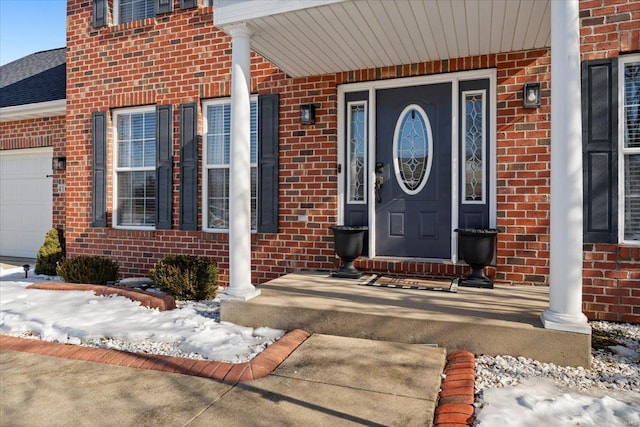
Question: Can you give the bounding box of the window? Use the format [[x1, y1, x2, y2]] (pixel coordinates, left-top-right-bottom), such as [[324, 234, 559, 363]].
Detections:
[[117, 0, 155, 24], [392, 105, 432, 195], [347, 102, 367, 203], [203, 98, 258, 231], [620, 55, 640, 242], [462, 90, 486, 203], [113, 107, 156, 228]]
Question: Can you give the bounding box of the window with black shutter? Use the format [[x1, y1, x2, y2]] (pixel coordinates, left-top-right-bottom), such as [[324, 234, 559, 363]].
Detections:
[[582, 58, 618, 243]]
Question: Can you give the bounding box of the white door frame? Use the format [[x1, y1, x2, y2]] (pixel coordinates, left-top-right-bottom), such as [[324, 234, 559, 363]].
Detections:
[[337, 69, 497, 262]]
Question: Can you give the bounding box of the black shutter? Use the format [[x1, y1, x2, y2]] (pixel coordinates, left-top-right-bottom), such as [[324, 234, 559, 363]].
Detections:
[[156, 0, 173, 14], [93, 0, 107, 27], [180, 103, 198, 230], [181, 0, 198, 9], [582, 58, 618, 243], [156, 105, 173, 229], [91, 112, 108, 227], [257, 94, 279, 233]]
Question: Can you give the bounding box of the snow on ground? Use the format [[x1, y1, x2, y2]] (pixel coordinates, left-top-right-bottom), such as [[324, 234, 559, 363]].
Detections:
[[2, 267, 640, 425], [475, 377, 640, 427], [474, 321, 640, 426], [0, 269, 284, 363]]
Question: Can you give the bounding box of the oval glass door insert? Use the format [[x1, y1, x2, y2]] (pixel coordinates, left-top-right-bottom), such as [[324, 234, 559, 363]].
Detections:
[[392, 105, 433, 195]]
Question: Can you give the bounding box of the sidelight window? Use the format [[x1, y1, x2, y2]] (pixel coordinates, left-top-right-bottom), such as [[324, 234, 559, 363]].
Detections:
[[347, 102, 367, 203], [462, 91, 486, 203]]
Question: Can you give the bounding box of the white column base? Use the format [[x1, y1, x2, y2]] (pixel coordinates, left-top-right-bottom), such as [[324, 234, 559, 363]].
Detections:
[[220, 287, 261, 301], [541, 308, 591, 334]]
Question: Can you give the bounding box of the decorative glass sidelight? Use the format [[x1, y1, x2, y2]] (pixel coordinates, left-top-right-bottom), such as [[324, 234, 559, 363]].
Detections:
[[462, 91, 486, 203], [393, 105, 432, 195], [348, 102, 367, 203]]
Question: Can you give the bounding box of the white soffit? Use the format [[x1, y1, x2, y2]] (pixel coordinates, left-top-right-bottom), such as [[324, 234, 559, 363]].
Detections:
[[0, 100, 66, 122], [214, 0, 551, 78]]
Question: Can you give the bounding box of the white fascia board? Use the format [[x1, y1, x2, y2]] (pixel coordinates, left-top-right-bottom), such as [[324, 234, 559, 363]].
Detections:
[[0, 100, 66, 122], [213, 0, 345, 26]]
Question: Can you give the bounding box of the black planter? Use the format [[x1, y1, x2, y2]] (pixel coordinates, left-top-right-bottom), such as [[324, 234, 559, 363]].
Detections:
[[331, 225, 368, 279], [455, 228, 500, 288]]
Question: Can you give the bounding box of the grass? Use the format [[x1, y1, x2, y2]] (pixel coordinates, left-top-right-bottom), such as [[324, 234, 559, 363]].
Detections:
[[591, 327, 628, 352]]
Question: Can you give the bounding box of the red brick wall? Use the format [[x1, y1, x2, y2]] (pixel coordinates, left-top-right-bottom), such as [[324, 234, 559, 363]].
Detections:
[[580, 0, 640, 59], [583, 245, 640, 323], [0, 116, 66, 229], [579, 0, 640, 322], [64, 0, 638, 323], [65, 0, 337, 284], [64, 0, 553, 285]]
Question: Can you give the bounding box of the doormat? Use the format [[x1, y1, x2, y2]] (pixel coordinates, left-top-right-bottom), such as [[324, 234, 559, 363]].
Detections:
[[359, 274, 458, 292]]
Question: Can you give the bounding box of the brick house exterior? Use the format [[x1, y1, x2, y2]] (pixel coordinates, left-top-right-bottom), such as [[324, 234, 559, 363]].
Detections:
[[27, 0, 633, 324], [0, 48, 67, 256]]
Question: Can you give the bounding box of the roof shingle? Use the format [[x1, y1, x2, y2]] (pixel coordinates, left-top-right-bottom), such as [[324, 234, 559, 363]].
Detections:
[[0, 48, 66, 108]]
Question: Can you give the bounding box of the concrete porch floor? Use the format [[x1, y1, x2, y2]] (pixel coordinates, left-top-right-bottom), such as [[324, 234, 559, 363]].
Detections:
[[221, 271, 591, 367]]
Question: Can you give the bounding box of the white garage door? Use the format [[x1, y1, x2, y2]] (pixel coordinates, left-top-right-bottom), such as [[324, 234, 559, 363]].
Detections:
[[0, 147, 53, 258]]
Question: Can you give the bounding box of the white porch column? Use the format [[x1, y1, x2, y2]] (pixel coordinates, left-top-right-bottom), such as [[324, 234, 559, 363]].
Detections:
[[221, 23, 260, 301], [541, 0, 590, 334]]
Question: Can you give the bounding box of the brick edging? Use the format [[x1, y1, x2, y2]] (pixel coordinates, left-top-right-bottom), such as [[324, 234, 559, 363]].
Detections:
[[434, 350, 476, 427], [0, 329, 310, 383], [26, 282, 176, 311]]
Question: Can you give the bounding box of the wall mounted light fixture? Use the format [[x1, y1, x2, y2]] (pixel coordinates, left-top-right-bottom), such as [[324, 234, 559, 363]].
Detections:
[[523, 82, 541, 108], [300, 104, 316, 125], [52, 156, 67, 170]]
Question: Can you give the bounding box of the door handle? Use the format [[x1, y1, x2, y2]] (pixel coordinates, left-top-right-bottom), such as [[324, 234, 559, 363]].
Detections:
[[374, 173, 383, 203], [374, 161, 384, 203]]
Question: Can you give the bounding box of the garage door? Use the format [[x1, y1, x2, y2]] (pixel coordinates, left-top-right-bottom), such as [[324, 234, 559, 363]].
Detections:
[[0, 148, 53, 258]]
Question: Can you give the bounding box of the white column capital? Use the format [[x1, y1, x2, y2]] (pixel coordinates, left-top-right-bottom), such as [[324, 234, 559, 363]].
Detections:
[[225, 22, 252, 39]]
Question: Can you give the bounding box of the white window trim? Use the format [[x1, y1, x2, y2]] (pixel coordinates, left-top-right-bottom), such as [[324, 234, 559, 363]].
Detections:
[[202, 96, 258, 233], [346, 101, 368, 205], [114, 0, 154, 25], [461, 89, 487, 205], [618, 54, 640, 245], [112, 105, 157, 230], [392, 104, 433, 196]]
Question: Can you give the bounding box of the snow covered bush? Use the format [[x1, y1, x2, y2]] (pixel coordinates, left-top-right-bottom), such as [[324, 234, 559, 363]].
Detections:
[[35, 228, 65, 276], [149, 255, 218, 300], [56, 256, 119, 284]]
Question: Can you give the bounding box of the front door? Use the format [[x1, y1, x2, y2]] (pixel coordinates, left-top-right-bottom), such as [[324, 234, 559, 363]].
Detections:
[[375, 83, 452, 258]]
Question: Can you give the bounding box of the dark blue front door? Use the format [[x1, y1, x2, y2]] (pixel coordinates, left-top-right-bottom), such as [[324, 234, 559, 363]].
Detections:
[[375, 83, 452, 258]]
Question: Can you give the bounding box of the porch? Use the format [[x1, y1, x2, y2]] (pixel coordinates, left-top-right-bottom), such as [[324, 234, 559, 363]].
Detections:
[[221, 271, 591, 367]]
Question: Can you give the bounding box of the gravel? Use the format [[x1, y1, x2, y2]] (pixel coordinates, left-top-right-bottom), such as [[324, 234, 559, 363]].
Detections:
[[475, 321, 640, 407], [78, 300, 224, 360], [13, 297, 238, 362]]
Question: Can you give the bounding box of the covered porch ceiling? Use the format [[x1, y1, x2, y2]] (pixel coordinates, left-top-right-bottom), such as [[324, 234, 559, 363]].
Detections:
[[213, 0, 551, 78]]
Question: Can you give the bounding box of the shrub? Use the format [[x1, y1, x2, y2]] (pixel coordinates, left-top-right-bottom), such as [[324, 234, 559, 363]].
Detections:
[[56, 256, 119, 285], [149, 255, 218, 300], [35, 228, 65, 276]]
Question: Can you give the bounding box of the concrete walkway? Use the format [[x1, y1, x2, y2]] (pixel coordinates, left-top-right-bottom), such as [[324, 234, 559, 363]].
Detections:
[[1, 334, 446, 426]]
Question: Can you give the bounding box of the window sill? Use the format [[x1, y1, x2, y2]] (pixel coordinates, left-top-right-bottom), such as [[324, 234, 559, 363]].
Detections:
[[109, 17, 157, 33], [106, 228, 157, 239]]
